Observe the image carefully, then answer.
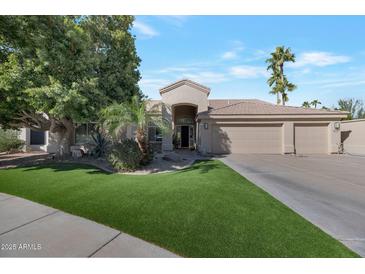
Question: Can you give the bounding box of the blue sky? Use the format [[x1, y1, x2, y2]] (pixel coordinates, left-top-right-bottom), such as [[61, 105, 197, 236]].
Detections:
[[132, 16, 365, 107]]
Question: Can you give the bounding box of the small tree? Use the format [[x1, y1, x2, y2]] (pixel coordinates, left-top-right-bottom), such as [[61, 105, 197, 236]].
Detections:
[[100, 95, 171, 162], [266, 46, 297, 105], [337, 98, 365, 120]]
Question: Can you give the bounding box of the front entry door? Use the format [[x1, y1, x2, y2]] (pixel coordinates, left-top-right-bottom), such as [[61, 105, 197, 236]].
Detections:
[[181, 126, 189, 148]]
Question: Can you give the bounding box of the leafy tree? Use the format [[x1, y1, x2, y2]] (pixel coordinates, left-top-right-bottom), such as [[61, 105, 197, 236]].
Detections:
[[0, 16, 141, 151], [302, 101, 311, 108], [266, 46, 296, 105], [310, 99, 321, 109], [100, 95, 170, 162], [337, 98, 365, 120]]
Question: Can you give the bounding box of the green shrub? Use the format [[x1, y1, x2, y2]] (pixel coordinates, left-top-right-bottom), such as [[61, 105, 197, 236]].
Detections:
[[0, 128, 24, 153], [108, 139, 143, 171]]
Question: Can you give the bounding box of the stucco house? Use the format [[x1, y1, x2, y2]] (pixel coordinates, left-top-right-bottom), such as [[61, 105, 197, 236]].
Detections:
[[20, 79, 347, 155]]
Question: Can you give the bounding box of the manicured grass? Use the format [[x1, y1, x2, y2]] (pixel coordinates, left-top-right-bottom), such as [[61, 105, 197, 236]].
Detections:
[[0, 160, 358, 257]]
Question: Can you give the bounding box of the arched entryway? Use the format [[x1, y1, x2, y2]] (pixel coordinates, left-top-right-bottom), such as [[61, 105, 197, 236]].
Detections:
[[172, 104, 197, 149]]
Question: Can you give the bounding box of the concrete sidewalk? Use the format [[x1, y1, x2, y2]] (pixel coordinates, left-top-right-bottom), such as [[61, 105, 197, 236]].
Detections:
[[0, 193, 179, 258]]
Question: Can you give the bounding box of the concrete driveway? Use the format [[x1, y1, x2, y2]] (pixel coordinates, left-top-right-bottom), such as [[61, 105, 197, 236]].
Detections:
[[0, 193, 179, 257], [221, 154, 365, 257]]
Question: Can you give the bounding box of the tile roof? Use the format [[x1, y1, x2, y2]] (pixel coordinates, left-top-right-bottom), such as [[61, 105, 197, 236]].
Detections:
[[206, 99, 346, 115], [147, 98, 346, 116]]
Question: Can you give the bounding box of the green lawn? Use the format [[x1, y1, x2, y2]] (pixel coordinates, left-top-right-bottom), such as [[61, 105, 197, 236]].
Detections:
[[0, 160, 358, 257]]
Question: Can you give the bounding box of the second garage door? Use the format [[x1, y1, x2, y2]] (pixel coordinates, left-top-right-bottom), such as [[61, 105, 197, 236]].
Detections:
[[294, 124, 329, 154], [212, 124, 283, 154]]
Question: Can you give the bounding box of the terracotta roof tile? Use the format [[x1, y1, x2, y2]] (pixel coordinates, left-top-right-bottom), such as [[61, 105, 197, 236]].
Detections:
[[206, 99, 346, 115]]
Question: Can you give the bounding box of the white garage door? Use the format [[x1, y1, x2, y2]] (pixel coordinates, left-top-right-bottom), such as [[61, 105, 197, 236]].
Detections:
[[212, 124, 283, 154], [295, 124, 328, 154]]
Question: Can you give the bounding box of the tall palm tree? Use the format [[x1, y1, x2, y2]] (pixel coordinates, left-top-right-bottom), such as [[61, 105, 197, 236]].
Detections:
[[266, 46, 297, 105], [310, 99, 321, 109], [267, 70, 282, 105], [100, 95, 170, 160]]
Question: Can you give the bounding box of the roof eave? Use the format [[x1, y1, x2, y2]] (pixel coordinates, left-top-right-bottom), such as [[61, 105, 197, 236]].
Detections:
[[197, 113, 348, 120], [159, 79, 211, 95]]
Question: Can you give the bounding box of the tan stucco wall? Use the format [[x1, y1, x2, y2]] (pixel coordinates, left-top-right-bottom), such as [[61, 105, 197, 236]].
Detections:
[[341, 119, 365, 155], [283, 122, 294, 153], [197, 118, 342, 155], [161, 84, 209, 150], [161, 84, 209, 113], [328, 121, 342, 154]]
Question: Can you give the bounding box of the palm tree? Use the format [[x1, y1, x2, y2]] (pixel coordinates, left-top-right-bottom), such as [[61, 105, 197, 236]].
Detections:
[[100, 95, 170, 160], [267, 69, 282, 105], [302, 101, 311, 108], [266, 46, 297, 105], [310, 99, 321, 109]]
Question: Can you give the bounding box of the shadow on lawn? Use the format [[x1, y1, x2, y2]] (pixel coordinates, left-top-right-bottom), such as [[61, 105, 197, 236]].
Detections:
[[20, 163, 109, 175], [176, 160, 220, 174]]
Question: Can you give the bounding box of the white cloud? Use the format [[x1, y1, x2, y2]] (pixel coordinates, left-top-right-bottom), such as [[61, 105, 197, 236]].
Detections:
[[133, 21, 159, 38], [244, 49, 270, 62], [221, 42, 244, 60], [320, 79, 365, 89], [222, 51, 238, 60], [229, 65, 269, 78], [182, 71, 228, 84], [300, 77, 365, 89], [156, 16, 189, 27], [290, 51, 350, 68]]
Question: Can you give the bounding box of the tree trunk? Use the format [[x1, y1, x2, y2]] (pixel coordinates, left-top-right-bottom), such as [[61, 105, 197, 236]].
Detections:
[[50, 118, 74, 154], [136, 127, 148, 163], [280, 64, 285, 106], [276, 93, 280, 105], [60, 118, 75, 154]]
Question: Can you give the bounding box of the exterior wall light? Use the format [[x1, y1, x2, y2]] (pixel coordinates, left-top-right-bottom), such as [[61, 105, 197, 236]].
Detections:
[[204, 123, 208, 130], [334, 121, 341, 130]]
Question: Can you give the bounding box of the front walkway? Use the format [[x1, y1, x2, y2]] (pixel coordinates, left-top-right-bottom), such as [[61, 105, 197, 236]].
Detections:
[[0, 151, 50, 169], [123, 150, 208, 175], [0, 193, 179, 257]]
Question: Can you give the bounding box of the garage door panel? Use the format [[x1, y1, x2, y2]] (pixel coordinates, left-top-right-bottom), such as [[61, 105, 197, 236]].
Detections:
[[295, 124, 328, 154], [212, 124, 282, 154]]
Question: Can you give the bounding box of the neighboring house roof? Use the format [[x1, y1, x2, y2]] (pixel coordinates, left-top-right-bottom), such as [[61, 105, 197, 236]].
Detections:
[[159, 79, 211, 95], [204, 99, 347, 116]]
